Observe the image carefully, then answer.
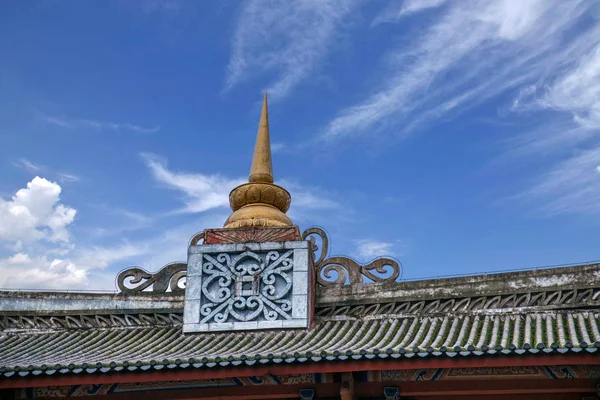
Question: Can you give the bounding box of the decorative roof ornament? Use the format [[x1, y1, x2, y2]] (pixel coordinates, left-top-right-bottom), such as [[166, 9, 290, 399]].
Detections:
[[116, 95, 401, 296], [223, 93, 293, 229], [302, 227, 401, 286]]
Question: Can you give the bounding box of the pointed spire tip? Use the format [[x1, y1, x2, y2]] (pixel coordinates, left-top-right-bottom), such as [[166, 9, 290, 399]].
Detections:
[[249, 93, 273, 184]]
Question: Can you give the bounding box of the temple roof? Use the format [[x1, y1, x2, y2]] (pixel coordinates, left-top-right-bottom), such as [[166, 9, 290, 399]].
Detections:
[[0, 311, 598, 378], [1, 263, 599, 379], [2, 98, 600, 384]]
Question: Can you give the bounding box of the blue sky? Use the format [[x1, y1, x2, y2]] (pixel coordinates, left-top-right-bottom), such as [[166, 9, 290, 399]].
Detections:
[[1, 0, 599, 290]]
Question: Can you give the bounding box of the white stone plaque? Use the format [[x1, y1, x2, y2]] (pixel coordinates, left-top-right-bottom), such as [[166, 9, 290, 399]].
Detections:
[[183, 241, 310, 333]]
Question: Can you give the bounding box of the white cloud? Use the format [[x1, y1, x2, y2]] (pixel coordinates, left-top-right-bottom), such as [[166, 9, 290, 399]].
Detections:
[[323, 0, 595, 140], [225, 0, 361, 100], [5, 253, 31, 264], [354, 239, 395, 259], [41, 113, 159, 134], [0, 254, 88, 290], [0, 178, 153, 290], [0, 177, 76, 244], [141, 152, 244, 214], [0, 242, 151, 290]]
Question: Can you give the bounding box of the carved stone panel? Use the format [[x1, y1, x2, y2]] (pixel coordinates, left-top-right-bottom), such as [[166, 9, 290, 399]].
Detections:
[[183, 241, 310, 333]]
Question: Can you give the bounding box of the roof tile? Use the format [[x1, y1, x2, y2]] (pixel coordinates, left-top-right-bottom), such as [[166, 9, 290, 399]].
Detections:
[[1, 312, 599, 377]]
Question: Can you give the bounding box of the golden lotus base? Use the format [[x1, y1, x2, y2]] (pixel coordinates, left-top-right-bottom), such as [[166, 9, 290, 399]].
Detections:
[[223, 204, 293, 229]]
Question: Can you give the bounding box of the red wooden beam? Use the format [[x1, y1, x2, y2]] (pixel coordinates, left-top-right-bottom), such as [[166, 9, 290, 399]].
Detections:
[[412, 395, 584, 400], [18, 379, 599, 400], [356, 379, 598, 396], [1, 353, 598, 389], [47, 384, 341, 400]]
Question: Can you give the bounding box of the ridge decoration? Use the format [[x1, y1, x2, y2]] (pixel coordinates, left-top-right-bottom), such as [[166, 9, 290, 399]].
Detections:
[[301, 227, 401, 286], [116, 227, 401, 294], [117, 262, 187, 294]]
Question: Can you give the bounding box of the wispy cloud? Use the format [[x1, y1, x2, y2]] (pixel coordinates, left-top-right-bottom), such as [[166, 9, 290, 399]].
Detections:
[[142, 153, 342, 221], [279, 179, 339, 209], [322, 0, 596, 140], [88, 206, 154, 238], [12, 158, 41, 173], [528, 43, 600, 131], [372, 0, 448, 25], [504, 36, 600, 215], [72, 242, 148, 270], [141, 152, 244, 214], [12, 158, 81, 184], [271, 142, 287, 154], [517, 147, 600, 216], [225, 0, 362, 100], [57, 173, 80, 183], [318, 0, 600, 218], [40, 113, 160, 134]]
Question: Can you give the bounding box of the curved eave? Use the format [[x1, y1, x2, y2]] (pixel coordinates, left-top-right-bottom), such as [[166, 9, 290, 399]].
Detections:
[[2, 312, 600, 379], [1, 347, 598, 380]]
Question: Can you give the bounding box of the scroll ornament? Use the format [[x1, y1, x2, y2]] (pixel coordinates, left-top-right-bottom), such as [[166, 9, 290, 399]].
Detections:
[[116, 228, 401, 293], [301, 227, 401, 286]]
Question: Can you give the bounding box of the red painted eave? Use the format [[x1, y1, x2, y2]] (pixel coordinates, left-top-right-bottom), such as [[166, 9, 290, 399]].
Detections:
[[1, 353, 598, 389]]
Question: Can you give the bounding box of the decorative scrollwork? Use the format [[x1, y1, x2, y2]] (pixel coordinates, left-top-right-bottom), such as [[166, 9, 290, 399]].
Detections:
[[315, 287, 600, 317], [198, 250, 294, 324], [301, 227, 328, 266], [117, 262, 187, 294], [189, 232, 205, 246], [0, 313, 183, 331], [302, 227, 401, 286]]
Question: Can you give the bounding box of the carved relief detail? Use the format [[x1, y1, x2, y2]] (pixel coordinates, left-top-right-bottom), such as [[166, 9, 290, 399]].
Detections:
[[199, 250, 294, 324], [302, 227, 401, 286], [229, 183, 291, 212]]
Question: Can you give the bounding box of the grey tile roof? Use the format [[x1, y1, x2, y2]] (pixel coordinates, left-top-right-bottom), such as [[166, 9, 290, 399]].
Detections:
[[1, 311, 599, 378]]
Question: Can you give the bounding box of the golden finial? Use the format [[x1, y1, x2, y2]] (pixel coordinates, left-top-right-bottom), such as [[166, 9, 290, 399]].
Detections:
[[223, 93, 292, 229], [249, 92, 274, 184]]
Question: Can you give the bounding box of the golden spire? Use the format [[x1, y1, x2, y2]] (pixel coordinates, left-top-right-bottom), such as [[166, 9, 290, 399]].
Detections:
[[224, 93, 293, 229], [249, 93, 274, 184]]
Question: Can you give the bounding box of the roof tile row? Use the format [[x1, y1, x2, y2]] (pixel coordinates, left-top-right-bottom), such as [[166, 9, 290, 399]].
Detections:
[[1, 312, 599, 377]]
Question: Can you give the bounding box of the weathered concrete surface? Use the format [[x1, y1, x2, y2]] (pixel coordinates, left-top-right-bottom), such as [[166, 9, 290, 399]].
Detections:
[[2, 263, 599, 314], [316, 263, 600, 307], [0, 291, 183, 316]]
